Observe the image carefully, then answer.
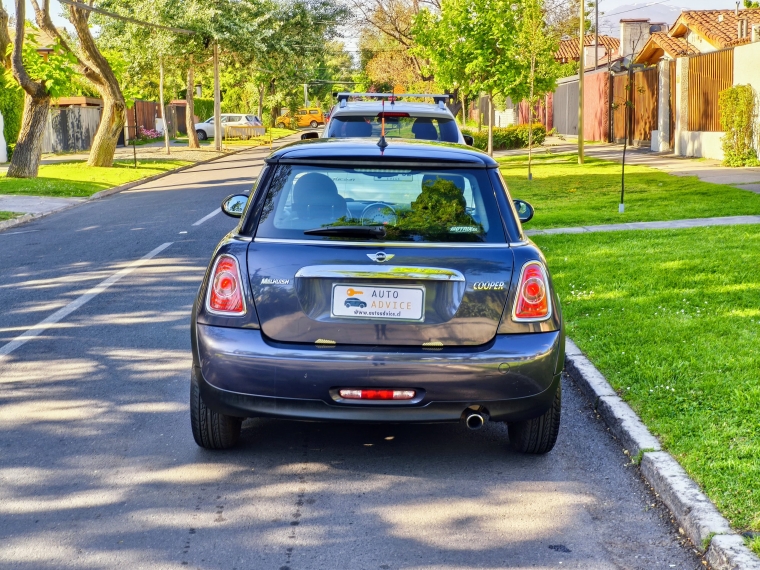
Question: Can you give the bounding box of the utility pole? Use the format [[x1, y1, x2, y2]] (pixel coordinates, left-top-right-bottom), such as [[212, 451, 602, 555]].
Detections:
[[595, 0, 599, 69], [213, 42, 221, 152], [159, 56, 170, 155], [578, 0, 585, 164], [303, 84, 309, 107]]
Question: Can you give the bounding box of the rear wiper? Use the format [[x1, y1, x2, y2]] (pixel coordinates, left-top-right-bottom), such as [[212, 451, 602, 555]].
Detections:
[[304, 225, 387, 238]]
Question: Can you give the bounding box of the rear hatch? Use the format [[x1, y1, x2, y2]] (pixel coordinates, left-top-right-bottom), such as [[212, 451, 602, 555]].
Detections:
[[249, 160, 513, 347]]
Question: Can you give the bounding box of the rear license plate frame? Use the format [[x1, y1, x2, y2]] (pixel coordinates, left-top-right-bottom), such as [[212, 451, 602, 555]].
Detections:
[[331, 283, 426, 322]]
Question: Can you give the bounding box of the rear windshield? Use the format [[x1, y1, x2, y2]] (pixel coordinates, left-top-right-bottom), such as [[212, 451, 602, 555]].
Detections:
[[327, 115, 460, 143], [255, 165, 505, 243]]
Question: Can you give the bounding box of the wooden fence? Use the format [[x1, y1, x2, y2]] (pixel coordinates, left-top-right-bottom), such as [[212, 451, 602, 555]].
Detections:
[[42, 107, 101, 153], [125, 100, 158, 136], [687, 48, 733, 132], [669, 61, 676, 149], [611, 67, 658, 144]]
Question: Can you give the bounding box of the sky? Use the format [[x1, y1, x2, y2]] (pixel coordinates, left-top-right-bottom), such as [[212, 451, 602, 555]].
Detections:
[[6, 0, 748, 46], [6, 0, 71, 30], [592, 0, 742, 36]]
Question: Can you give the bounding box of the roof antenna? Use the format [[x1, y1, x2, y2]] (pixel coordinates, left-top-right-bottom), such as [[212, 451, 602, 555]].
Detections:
[[377, 98, 389, 150]]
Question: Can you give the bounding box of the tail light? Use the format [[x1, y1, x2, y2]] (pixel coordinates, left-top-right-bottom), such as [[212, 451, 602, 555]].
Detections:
[[206, 254, 246, 316], [339, 389, 415, 400], [512, 261, 552, 321]]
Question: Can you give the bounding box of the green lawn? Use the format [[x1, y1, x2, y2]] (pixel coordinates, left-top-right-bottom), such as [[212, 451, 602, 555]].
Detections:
[[501, 154, 760, 229], [0, 211, 22, 221], [533, 226, 760, 548], [0, 160, 192, 198]]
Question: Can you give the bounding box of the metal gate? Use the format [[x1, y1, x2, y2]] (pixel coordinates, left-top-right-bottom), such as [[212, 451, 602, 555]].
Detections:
[[552, 77, 579, 136]]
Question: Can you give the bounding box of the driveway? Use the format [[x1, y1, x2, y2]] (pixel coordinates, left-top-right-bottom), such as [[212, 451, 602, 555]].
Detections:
[[0, 145, 702, 569]]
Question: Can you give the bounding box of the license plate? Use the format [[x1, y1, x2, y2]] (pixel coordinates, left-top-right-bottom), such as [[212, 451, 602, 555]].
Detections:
[[331, 284, 425, 321]]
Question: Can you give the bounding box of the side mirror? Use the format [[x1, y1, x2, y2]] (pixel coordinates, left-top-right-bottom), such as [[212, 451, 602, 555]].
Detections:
[[513, 199, 534, 224], [301, 131, 320, 140], [221, 194, 248, 218], [463, 134, 474, 146]]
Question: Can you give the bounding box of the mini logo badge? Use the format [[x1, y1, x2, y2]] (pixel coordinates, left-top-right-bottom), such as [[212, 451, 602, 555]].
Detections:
[[367, 252, 394, 263], [261, 278, 290, 285]]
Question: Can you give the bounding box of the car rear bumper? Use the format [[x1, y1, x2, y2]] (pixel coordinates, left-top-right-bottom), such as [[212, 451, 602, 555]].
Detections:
[[195, 325, 564, 423]]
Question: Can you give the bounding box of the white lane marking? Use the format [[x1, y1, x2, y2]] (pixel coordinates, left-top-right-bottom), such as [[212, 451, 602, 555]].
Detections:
[[0, 230, 40, 237], [0, 242, 173, 362], [192, 209, 221, 226]]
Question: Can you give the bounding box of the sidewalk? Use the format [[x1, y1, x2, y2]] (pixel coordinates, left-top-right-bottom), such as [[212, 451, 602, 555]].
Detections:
[[0, 140, 225, 175], [0, 133, 301, 228], [495, 137, 760, 191], [525, 214, 760, 235]]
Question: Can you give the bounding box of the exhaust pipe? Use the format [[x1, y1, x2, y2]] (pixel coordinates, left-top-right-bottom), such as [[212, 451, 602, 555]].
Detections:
[[463, 409, 489, 430], [465, 413, 485, 430]]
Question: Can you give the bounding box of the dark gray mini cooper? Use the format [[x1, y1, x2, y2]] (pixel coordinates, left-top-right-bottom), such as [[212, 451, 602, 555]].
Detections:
[[191, 139, 564, 453]]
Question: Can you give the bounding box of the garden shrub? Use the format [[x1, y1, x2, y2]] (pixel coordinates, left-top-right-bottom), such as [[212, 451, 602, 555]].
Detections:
[[719, 84, 759, 167], [461, 123, 546, 151], [0, 73, 24, 148]]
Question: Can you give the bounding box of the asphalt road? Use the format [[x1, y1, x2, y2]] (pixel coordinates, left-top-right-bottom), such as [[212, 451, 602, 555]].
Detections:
[[0, 144, 703, 569]]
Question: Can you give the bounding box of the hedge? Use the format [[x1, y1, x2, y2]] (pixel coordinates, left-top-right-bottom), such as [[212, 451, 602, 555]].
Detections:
[[461, 123, 546, 151], [193, 97, 215, 122], [0, 72, 24, 149]]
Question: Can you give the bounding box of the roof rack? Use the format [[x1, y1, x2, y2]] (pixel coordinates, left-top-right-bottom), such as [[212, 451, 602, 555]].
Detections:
[[335, 92, 450, 109]]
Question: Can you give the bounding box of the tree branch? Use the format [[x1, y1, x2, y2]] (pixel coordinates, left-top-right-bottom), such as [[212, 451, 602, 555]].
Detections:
[[66, 1, 121, 97], [0, 0, 11, 70], [30, 0, 104, 87], [11, 0, 46, 97]]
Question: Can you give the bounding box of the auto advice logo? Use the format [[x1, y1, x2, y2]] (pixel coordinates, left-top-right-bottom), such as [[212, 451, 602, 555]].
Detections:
[[367, 252, 394, 263]]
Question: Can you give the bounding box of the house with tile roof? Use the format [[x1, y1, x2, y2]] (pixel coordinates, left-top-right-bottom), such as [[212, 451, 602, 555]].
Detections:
[[555, 34, 621, 67], [635, 8, 760, 65]]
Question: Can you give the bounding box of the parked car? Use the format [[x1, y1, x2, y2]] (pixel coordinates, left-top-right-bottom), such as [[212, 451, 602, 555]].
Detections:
[[194, 114, 262, 141], [276, 107, 325, 129], [320, 92, 471, 145], [190, 138, 564, 454]]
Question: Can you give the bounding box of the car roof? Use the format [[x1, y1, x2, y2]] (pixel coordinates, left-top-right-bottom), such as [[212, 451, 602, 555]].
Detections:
[[266, 138, 496, 167], [331, 101, 454, 119]]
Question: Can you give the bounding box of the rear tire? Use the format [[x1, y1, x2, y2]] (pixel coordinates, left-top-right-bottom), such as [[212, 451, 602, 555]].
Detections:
[[310, 120, 318, 128], [196, 129, 208, 141], [508, 383, 561, 454], [276, 122, 285, 129], [190, 368, 242, 449]]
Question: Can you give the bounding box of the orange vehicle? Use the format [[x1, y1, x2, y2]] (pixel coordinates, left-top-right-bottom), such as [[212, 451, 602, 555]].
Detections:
[[276, 107, 325, 129]]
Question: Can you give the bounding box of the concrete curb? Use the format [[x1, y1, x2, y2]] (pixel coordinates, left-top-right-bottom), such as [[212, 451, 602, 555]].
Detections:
[[0, 201, 83, 233], [0, 136, 299, 235], [565, 338, 760, 569]]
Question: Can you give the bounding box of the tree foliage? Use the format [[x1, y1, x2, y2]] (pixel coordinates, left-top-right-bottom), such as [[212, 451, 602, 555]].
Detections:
[[413, 0, 559, 102], [355, 0, 433, 91], [96, 0, 348, 126], [719, 84, 759, 167]]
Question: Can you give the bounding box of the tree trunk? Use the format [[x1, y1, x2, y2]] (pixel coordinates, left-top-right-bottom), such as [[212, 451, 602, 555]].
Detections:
[[88, 95, 125, 167], [7, 0, 49, 178], [159, 56, 170, 155], [487, 93, 494, 157], [7, 92, 50, 177], [186, 59, 199, 149], [257, 85, 264, 120], [528, 56, 535, 181], [65, 3, 126, 167]]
